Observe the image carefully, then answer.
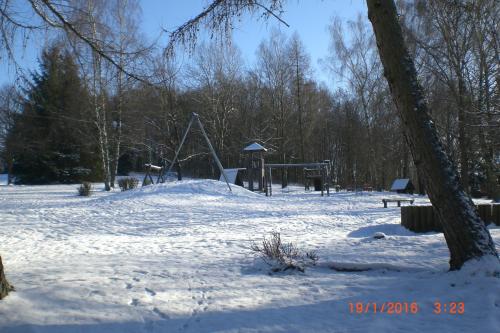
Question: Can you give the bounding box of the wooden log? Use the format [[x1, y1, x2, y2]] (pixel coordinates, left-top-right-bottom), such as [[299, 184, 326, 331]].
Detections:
[[492, 204, 500, 226], [401, 206, 410, 229], [476, 204, 492, 225], [421, 205, 430, 231], [413, 205, 422, 232], [400, 205, 436, 232], [401, 204, 496, 233]]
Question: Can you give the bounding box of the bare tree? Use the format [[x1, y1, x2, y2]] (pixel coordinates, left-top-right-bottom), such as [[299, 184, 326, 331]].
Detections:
[[107, 0, 144, 187], [288, 32, 311, 162], [188, 41, 243, 164], [327, 15, 393, 188], [257, 29, 293, 184]]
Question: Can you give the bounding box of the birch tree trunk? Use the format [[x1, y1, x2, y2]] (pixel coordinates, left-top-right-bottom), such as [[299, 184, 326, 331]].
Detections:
[[366, 0, 498, 270], [88, 1, 111, 191]]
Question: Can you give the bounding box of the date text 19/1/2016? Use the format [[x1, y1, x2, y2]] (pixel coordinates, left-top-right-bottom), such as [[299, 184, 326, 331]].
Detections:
[[348, 302, 465, 315]]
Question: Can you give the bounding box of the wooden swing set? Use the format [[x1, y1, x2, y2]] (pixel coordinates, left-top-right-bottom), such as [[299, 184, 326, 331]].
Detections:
[[143, 113, 232, 192]]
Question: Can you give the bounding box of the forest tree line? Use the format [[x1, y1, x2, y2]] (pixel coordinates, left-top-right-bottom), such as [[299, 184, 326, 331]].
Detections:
[[0, 0, 498, 198]]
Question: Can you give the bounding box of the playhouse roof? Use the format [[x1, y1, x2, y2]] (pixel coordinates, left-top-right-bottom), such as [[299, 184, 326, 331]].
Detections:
[[243, 142, 267, 152], [390, 178, 412, 191]]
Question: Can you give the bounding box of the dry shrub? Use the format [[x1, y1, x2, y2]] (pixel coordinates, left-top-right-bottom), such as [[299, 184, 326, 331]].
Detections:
[[251, 231, 318, 272], [118, 177, 139, 191], [77, 182, 92, 196]]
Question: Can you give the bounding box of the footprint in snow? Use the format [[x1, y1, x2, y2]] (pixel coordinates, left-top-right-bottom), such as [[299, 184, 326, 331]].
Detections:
[[133, 270, 148, 275], [153, 307, 170, 320], [88, 290, 106, 297], [145, 287, 156, 296]]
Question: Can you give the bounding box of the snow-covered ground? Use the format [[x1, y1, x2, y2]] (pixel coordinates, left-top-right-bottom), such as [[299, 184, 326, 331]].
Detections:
[[0, 179, 498, 333]]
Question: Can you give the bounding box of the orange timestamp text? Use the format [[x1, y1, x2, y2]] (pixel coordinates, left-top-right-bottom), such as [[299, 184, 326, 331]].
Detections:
[[348, 302, 420, 314], [348, 301, 465, 315]]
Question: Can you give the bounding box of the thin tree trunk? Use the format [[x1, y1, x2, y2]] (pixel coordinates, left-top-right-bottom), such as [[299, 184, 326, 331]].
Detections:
[[0, 256, 13, 300], [6, 155, 13, 185], [110, 72, 123, 188], [88, 3, 111, 191], [92, 56, 111, 192], [295, 55, 305, 161], [457, 78, 470, 192], [366, 0, 498, 270]]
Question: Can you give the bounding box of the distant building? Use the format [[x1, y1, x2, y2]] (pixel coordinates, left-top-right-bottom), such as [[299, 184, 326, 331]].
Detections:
[[390, 178, 415, 194]]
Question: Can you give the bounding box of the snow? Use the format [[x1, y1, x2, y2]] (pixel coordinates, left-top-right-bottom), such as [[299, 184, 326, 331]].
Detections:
[[0, 180, 499, 332]]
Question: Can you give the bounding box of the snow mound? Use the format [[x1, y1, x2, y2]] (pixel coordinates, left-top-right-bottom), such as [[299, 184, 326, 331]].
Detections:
[[456, 255, 500, 277], [100, 179, 260, 202]]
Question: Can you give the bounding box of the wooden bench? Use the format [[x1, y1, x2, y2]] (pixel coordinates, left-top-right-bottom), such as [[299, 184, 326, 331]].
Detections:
[[143, 163, 164, 186], [382, 198, 414, 208]]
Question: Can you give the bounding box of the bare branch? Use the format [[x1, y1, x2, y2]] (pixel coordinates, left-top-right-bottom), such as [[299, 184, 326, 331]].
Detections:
[[38, 0, 149, 84], [164, 0, 287, 56]]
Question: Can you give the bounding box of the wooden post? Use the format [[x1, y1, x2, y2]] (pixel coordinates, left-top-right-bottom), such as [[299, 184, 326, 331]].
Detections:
[[320, 167, 325, 197], [326, 165, 330, 196], [156, 166, 165, 183], [492, 204, 500, 226], [476, 204, 492, 225], [247, 154, 254, 191], [258, 153, 265, 191]]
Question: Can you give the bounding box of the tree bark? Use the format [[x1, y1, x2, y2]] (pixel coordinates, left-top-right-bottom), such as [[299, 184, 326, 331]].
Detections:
[[0, 256, 13, 300], [366, 0, 498, 270]]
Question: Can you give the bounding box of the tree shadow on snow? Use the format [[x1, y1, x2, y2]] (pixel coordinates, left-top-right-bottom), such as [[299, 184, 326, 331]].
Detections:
[[347, 223, 437, 238], [1, 293, 480, 333]]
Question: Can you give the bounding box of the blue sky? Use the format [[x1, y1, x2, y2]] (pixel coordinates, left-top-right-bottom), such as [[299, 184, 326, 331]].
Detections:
[[0, 0, 367, 87]]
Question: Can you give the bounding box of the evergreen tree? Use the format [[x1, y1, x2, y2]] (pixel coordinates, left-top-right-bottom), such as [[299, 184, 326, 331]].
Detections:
[[7, 46, 100, 184]]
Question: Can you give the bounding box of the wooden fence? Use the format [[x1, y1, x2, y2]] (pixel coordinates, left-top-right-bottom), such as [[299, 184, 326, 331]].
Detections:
[[401, 204, 500, 233]]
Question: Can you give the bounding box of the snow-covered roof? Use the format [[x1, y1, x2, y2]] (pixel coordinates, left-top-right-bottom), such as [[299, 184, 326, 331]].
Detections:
[[219, 168, 245, 184], [390, 178, 411, 191], [243, 142, 267, 152]]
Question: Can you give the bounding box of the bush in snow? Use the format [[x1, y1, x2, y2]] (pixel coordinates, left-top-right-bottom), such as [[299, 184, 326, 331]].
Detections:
[[77, 182, 92, 196], [251, 231, 318, 272], [118, 177, 139, 191]]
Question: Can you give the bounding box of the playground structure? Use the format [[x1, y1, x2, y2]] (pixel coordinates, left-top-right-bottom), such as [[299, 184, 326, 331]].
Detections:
[[264, 162, 331, 197], [145, 115, 331, 196], [240, 142, 331, 197], [243, 142, 267, 192], [149, 112, 232, 191]]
